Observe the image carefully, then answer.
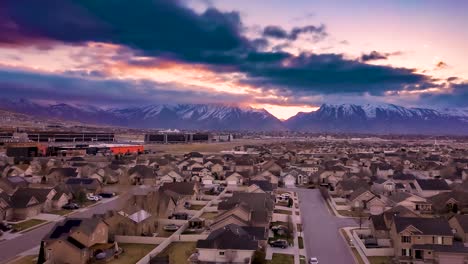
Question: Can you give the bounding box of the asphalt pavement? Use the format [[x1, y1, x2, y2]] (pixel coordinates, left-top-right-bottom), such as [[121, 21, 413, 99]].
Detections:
[[296, 188, 358, 264]]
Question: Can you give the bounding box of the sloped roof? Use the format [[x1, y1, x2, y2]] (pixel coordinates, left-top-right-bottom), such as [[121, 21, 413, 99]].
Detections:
[[196, 224, 258, 250], [394, 217, 452, 236]]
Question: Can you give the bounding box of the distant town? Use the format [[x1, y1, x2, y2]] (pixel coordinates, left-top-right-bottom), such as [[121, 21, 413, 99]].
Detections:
[[0, 127, 467, 264]]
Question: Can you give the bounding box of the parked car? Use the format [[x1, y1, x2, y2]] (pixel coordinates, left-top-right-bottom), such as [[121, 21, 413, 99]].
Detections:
[[309, 257, 319, 264], [170, 212, 189, 220], [86, 193, 102, 201], [98, 192, 115, 198], [0, 221, 12, 231], [163, 224, 180, 231], [269, 239, 288, 249], [62, 203, 80, 210]]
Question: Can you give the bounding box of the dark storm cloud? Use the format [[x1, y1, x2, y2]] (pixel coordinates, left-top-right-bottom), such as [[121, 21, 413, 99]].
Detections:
[[263, 24, 327, 41], [0, 69, 249, 105], [360, 51, 403, 62], [239, 53, 433, 95], [422, 83, 468, 107], [0, 0, 438, 97]]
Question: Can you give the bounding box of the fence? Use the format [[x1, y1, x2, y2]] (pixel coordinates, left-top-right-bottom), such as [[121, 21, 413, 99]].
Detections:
[[352, 229, 394, 257], [115, 235, 167, 245]]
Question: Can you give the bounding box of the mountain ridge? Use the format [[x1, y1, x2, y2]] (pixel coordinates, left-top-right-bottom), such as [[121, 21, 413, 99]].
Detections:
[[1, 98, 468, 134]]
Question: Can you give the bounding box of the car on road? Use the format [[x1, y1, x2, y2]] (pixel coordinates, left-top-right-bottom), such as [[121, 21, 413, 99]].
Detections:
[[309, 257, 319, 264], [163, 224, 180, 231], [0, 221, 12, 231], [98, 192, 115, 198], [86, 194, 102, 201], [62, 203, 80, 210], [269, 239, 288, 249]]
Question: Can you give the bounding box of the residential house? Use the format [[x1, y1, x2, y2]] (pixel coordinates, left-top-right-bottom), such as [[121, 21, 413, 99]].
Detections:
[[43, 217, 109, 264], [449, 215, 468, 243], [390, 217, 468, 263], [195, 224, 260, 263], [65, 178, 102, 195], [412, 179, 451, 198]]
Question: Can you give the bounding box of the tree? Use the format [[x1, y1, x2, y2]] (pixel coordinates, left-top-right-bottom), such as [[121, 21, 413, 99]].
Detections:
[[75, 190, 87, 205]]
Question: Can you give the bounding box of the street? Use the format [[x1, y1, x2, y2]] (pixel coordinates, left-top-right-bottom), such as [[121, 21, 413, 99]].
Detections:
[[296, 189, 358, 264], [0, 191, 131, 264]]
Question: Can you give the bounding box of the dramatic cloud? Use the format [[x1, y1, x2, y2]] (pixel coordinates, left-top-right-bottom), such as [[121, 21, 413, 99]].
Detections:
[[263, 24, 327, 41], [0, 68, 250, 106], [0, 0, 445, 108], [360, 51, 403, 62], [422, 82, 468, 107], [436, 61, 449, 69]]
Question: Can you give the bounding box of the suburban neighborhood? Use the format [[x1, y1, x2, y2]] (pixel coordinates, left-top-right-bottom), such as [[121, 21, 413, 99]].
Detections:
[[1, 134, 468, 264]]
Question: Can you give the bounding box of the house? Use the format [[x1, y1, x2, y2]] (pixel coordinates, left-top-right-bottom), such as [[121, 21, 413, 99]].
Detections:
[[225, 172, 245, 186], [386, 192, 432, 214], [413, 179, 451, 197], [390, 216, 468, 263], [46, 167, 78, 184], [195, 224, 259, 263], [0, 192, 12, 221], [9, 187, 57, 219], [283, 174, 296, 188], [429, 191, 468, 214], [372, 179, 396, 195], [128, 165, 155, 185], [213, 192, 274, 230], [248, 181, 274, 193], [159, 182, 199, 212], [449, 215, 468, 243], [65, 178, 102, 195], [348, 188, 386, 214], [375, 164, 394, 179], [370, 206, 420, 239], [43, 217, 110, 264], [102, 209, 158, 237], [335, 179, 369, 197]]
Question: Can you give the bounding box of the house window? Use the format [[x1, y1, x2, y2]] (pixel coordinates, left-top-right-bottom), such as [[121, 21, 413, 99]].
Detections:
[[219, 251, 225, 256], [401, 236, 411, 243], [401, 248, 412, 257], [436, 236, 443, 245]]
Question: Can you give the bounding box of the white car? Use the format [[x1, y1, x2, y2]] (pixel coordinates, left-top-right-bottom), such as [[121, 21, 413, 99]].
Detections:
[[86, 194, 102, 201], [309, 257, 318, 264]]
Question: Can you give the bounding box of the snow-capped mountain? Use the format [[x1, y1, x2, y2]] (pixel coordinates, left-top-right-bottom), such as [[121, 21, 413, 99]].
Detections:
[[0, 99, 285, 131], [285, 103, 468, 134]]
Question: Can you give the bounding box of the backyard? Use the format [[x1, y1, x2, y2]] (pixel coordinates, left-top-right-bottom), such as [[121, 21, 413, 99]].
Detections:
[[156, 242, 197, 264], [109, 243, 155, 264]]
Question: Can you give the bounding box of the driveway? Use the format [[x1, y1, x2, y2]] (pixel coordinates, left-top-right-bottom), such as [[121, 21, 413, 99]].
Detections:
[[295, 188, 358, 264], [0, 188, 133, 263]]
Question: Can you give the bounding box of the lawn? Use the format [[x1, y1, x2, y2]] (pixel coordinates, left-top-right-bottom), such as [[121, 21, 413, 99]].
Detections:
[[112, 243, 155, 264], [267, 253, 294, 264], [298, 236, 304, 249], [156, 242, 196, 264], [50, 209, 72, 216], [369, 256, 393, 264], [337, 210, 370, 218], [200, 212, 218, 220], [10, 255, 37, 264], [273, 209, 292, 215], [13, 219, 47, 232], [188, 204, 205, 211]]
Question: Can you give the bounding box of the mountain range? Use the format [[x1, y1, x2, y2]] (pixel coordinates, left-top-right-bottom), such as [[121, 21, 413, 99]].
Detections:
[[1, 98, 467, 134]]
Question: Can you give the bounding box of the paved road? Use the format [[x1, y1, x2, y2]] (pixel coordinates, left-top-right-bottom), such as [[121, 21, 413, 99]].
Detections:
[[0, 190, 132, 264], [296, 189, 358, 264]]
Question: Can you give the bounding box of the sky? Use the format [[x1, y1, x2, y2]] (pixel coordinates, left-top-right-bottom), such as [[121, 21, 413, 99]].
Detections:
[[0, 0, 467, 119]]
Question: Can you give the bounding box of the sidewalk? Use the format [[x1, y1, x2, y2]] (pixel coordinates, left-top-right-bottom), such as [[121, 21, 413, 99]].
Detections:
[[341, 227, 370, 264]]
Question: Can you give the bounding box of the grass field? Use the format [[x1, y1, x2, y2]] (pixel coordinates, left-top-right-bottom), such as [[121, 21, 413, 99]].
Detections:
[[273, 209, 292, 215], [268, 253, 294, 264], [9, 255, 37, 264], [13, 219, 47, 232], [111, 243, 155, 264], [156, 242, 196, 264], [200, 212, 218, 220]]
